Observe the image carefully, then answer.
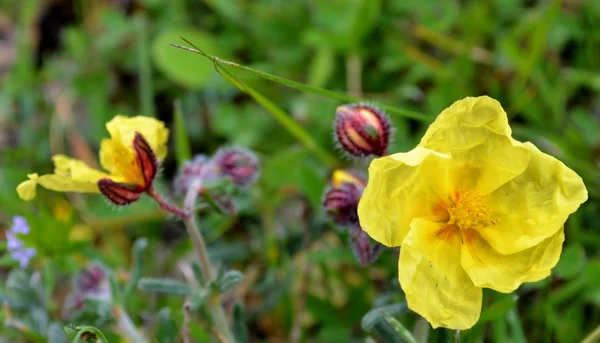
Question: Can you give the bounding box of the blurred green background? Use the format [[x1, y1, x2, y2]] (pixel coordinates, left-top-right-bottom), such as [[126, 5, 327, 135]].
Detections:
[[1, 0, 600, 342]]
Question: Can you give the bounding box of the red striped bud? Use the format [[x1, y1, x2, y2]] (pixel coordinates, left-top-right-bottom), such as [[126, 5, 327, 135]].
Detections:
[[322, 170, 365, 225], [334, 103, 391, 157]]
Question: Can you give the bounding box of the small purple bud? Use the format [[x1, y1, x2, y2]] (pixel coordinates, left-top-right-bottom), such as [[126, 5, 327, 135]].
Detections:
[[75, 264, 111, 302], [173, 154, 213, 195], [212, 148, 260, 188], [349, 224, 383, 266]]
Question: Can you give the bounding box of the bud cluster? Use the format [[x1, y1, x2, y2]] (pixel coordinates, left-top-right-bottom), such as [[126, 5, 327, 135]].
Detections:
[[174, 147, 260, 214], [322, 170, 382, 266], [322, 102, 394, 266]]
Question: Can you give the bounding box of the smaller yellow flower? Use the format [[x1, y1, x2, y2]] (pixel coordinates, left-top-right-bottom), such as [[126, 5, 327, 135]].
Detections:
[[17, 116, 169, 201]]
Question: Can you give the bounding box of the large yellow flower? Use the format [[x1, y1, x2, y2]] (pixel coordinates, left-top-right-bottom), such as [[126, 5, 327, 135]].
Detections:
[[357, 96, 587, 330], [17, 116, 169, 201]]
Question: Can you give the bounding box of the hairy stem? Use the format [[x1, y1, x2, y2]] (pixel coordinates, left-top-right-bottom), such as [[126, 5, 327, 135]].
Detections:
[[147, 187, 190, 219], [183, 179, 235, 342]]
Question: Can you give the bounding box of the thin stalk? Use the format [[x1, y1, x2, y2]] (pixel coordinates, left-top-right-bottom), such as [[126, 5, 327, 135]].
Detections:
[[183, 179, 235, 342], [112, 305, 148, 343], [170, 40, 431, 121], [582, 326, 600, 343], [147, 187, 190, 219]]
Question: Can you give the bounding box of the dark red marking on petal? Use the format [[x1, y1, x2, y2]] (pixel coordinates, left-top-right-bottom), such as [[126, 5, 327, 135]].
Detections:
[[133, 132, 158, 190], [98, 178, 144, 206]]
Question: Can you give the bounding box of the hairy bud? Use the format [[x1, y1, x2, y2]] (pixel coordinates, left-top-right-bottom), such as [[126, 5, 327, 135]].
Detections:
[[334, 103, 391, 157], [212, 148, 260, 188], [323, 170, 365, 225], [349, 224, 383, 266]]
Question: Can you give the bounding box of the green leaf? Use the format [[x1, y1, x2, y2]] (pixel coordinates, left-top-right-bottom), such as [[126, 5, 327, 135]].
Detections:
[[361, 303, 407, 331], [554, 242, 586, 280], [218, 270, 244, 293], [173, 99, 192, 164], [382, 311, 419, 343], [232, 302, 248, 343], [138, 277, 192, 295], [155, 308, 179, 343], [479, 294, 517, 324], [64, 324, 108, 343], [153, 28, 221, 88], [124, 238, 149, 302]]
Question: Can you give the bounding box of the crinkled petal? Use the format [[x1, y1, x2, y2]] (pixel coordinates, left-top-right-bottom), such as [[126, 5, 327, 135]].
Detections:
[[419, 96, 530, 194], [461, 228, 564, 293], [399, 219, 482, 330], [481, 143, 587, 254], [358, 147, 452, 247], [105, 115, 169, 160]]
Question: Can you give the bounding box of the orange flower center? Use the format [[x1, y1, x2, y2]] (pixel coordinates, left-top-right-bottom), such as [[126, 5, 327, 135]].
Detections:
[[435, 189, 498, 243]]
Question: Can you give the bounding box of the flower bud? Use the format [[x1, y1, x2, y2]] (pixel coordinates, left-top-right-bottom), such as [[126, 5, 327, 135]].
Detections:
[[64, 264, 111, 316], [322, 170, 365, 225], [173, 154, 212, 195], [334, 103, 391, 157], [349, 224, 383, 266], [212, 148, 260, 188]]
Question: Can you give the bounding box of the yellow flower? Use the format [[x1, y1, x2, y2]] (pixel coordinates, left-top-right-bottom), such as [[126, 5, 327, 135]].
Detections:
[[357, 96, 587, 330], [17, 116, 169, 201]]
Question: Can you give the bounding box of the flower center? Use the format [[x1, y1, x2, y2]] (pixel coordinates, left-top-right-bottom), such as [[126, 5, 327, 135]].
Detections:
[[446, 189, 498, 231]]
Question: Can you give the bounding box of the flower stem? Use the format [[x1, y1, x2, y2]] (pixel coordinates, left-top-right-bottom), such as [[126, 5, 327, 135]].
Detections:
[[147, 187, 190, 219], [112, 305, 147, 343], [183, 179, 235, 342]]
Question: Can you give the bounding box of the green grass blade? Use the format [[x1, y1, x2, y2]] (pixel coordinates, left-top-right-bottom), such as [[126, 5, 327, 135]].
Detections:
[[171, 39, 432, 121], [183, 41, 338, 167]]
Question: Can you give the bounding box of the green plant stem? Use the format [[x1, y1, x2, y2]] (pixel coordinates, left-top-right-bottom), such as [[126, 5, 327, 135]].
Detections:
[[582, 325, 600, 343], [170, 40, 431, 121], [183, 179, 235, 342], [113, 305, 148, 343]]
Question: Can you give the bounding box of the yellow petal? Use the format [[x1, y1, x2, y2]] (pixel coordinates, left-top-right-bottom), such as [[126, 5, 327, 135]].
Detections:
[[461, 228, 564, 293], [481, 143, 588, 254], [99, 138, 139, 183], [419, 96, 531, 194], [105, 115, 169, 160], [17, 174, 39, 200], [53, 155, 109, 182], [358, 147, 452, 247], [400, 219, 482, 330]]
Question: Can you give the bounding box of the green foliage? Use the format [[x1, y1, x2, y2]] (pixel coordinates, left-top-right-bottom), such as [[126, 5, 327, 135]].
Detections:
[[1, 0, 600, 342]]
